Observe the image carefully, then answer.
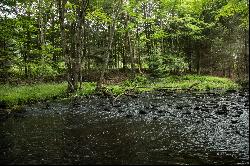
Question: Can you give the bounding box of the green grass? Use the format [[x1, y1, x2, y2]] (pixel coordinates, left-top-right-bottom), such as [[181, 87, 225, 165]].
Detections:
[[77, 82, 97, 96], [0, 83, 68, 108], [106, 74, 240, 95], [156, 75, 239, 91], [0, 74, 240, 108]]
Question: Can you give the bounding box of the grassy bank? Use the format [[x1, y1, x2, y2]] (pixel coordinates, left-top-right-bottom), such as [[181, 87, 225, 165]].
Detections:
[[0, 83, 67, 108], [106, 74, 240, 95], [0, 74, 240, 108]]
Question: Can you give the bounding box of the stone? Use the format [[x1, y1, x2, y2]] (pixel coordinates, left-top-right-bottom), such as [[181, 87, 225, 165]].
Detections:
[[226, 89, 237, 93], [231, 118, 238, 124], [236, 110, 243, 115], [103, 106, 110, 112], [215, 106, 228, 115], [113, 103, 122, 107], [222, 105, 228, 111], [157, 110, 164, 114], [232, 113, 241, 117], [196, 120, 201, 123], [194, 106, 200, 110], [0, 109, 9, 121], [117, 109, 124, 113], [0, 100, 7, 109], [183, 110, 191, 114], [125, 114, 133, 118], [213, 104, 219, 108], [11, 106, 26, 113], [139, 110, 147, 114], [153, 117, 158, 120], [176, 105, 183, 109], [201, 108, 209, 112]]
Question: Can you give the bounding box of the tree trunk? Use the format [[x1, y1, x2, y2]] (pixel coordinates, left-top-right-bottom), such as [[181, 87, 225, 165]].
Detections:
[[136, 26, 142, 73], [125, 13, 135, 78], [244, 29, 249, 78], [97, 2, 121, 89], [196, 48, 201, 75], [97, 24, 115, 89], [59, 0, 73, 92]]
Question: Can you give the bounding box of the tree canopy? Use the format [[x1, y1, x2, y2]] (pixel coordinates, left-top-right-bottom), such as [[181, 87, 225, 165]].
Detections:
[[0, 0, 249, 92]]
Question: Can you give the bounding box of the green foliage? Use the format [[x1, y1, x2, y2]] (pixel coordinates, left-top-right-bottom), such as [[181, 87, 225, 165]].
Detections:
[[123, 75, 149, 87], [77, 82, 97, 96], [0, 0, 248, 94], [157, 75, 240, 90], [86, 8, 112, 24], [0, 74, 240, 108], [149, 51, 189, 76], [106, 85, 126, 96], [30, 63, 58, 77]]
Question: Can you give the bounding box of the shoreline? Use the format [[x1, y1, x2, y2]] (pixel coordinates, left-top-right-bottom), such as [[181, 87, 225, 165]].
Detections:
[[0, 74, 243, 112]]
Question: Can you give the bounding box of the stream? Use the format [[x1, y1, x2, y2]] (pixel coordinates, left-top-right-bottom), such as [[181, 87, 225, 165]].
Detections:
[[0, 90, 249, 164]]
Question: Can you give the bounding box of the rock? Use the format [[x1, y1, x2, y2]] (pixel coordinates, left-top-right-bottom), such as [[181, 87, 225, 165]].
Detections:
[[43, 102, 50, 109], [194, 106, 200, 110], [145, 104, 157, 109], [153, 117, 158, 120], [55, 112, 62, 115], [72, 100, 81, 107], [201, 108, 209, 112], [176, 105, 183, 109], [125, 114, 133, 118], [99, 102, 106, 106], [183, 110, 191, 114], [157, 110, 164, 114], [226, 89, 237, 93], [0, 100, 7, 109], [113, 103, 122, 107], [222, 104, 228, 110], [117, 109, 124, 113], [211, 115, 218, 119], [196, 120, 201, 123], [0, 109, 10, 121], [236, 110, 243, 115], [239, 93, 245, 97], [139, 110, 147, 114], [215, 105, 228, 115], [213, 104, 219, 108], [11, 106, 26, 113], [232, 113, 241, 117], [103, 106, 110, 112], [215, 110, 227, 115], [231, 118, 238, 124]]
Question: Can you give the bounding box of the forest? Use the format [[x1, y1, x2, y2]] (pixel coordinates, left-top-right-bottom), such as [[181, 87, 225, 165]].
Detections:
[[0, 0, 249, 165], [0, 0, 249, 93]]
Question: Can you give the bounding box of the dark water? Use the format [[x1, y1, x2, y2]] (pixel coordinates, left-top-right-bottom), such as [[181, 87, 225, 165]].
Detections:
[[0, 90, 249, 165]]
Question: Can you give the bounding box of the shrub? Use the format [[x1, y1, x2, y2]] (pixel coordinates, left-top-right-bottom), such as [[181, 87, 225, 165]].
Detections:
[[149, 50, 188, 76]]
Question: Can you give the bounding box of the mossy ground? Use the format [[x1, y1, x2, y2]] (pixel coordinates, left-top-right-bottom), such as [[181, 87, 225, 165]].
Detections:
[[0, 74, 240, 108]]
